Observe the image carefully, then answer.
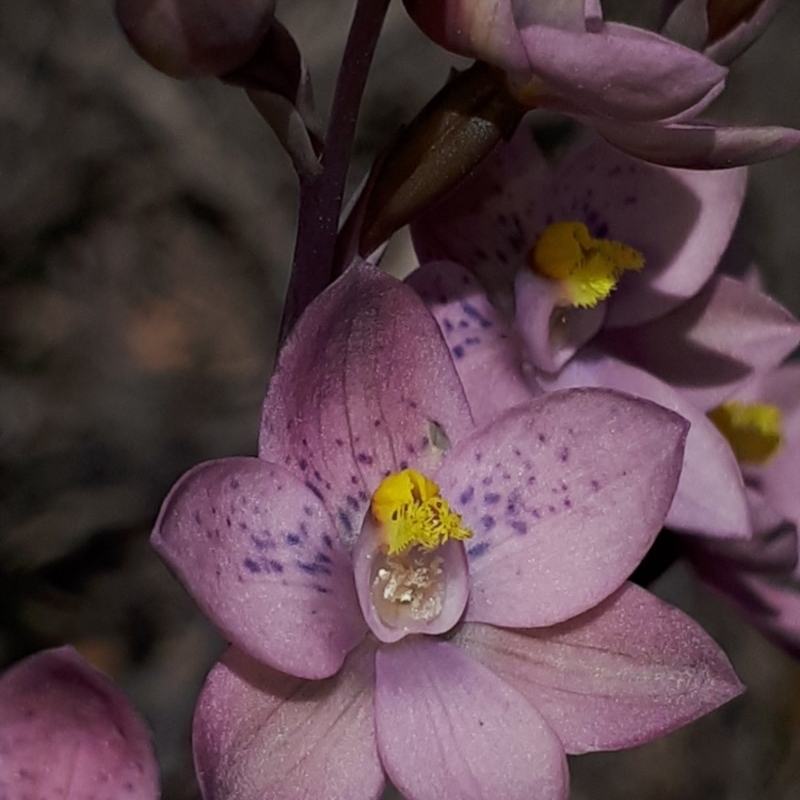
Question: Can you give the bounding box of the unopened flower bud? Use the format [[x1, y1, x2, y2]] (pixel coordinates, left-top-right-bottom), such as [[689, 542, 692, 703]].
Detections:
[[115, 0, 275, 78]]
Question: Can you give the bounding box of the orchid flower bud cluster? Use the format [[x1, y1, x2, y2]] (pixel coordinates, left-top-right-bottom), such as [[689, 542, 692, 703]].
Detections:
[[4, 1, 800, 800]]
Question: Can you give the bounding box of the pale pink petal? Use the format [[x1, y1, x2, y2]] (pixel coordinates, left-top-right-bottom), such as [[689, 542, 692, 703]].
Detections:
[[434, 389, 688, 627], [594, 119, 800, 168], [152, 457, 366, 679], [514, 263, 607, 373], [353, 512, 469, 643], [408, 261, 534, 424], [375, 637, 568, 800], [260, 263, 473, 546], [543, 351, 751, 539], [454, 582, 743, 754], [194, 641, 383, 800], [521, 22, 726, 122], [600, 276, 800, 411], [0, 647, 159, 800]]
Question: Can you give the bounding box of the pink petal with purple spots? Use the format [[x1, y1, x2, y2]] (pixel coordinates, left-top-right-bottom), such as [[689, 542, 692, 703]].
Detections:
[[520, 22, 726, 122], [408, 261, 534, 424], [600, 276, 800, 411], [410, 126, 551, 305], [537, 140, 746, 328], [152, 457, 366, 679], [260, 263, 474, 547], [194, 641, 383, 800], [0, 647, 159, 800], [375, 637, 568, 800], [454, 582, 743, 754], [543, 351, 751, 539], [434, 389, 688, 627]]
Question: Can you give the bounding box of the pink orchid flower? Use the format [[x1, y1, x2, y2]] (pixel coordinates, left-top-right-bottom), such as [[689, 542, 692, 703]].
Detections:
[[0, 647, 160, 800], [686, 362, 800, 656], [154, 264, 742, 800], [403, 0, 800, 167], [410, 127, 800, 540]]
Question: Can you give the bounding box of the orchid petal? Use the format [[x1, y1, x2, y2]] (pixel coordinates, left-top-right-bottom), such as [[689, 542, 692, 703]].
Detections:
[[434, 389, 688, 627], [0, 647, 159, 800], [260, 263, 473, 546], [521, 22, 726, 122], [375, 637, 568, 800], [194, 642, 383, 800], [408, 261, 534, 424], [600, 276, 800, 410], [454, 582, 743, 754], [411, 125, 551, 305], [737, 363, 800, 530], [539, 140, 746, 328], [594, 119, 800, 168], [543, 351, 751, 539], [514, 268, 606, 373], [152, 457, 366, 679], [401, 1, 529, 72]]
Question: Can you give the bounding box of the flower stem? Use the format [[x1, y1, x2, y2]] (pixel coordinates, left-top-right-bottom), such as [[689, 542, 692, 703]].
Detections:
[[278, 0, 390, 346]]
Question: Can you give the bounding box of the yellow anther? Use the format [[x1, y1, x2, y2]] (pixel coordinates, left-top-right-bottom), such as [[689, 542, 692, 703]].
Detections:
[[529, 221, 644, 308], [708, 401, 783, 465], [371, 469, 472, 555]]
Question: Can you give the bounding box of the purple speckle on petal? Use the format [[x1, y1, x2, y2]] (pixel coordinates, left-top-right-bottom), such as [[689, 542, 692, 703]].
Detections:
[[304, 481, 324, 501], [269, 560, 284, 573], [460, 486, 475, 505], [511, 520, 528, 535], [559, 446, 569, 463], [481, 515, 496, 531], [468, 541, 490, 558], [484, 492, 501, 505], [286, 533, 301, 546], [591, 479, 601, 492], [243, 558, 261, 574], [452, 344, 465, 359], [323, 534, 334, 549]]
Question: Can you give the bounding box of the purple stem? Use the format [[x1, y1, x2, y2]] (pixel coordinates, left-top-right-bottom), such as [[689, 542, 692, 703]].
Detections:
[[278, 0, 390, 345]]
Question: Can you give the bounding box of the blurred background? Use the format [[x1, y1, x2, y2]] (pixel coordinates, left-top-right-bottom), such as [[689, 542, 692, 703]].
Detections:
[[2, 1, 800, 798]]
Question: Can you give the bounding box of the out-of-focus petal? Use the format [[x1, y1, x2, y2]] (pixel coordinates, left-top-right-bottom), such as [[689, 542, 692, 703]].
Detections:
[[543, 351, 751, 539], [0, 647, 159, 800], [152, 457, 366, 679], [455, 582, 743, 754], [434, 389, 687, 627], [260, 263, 473, 546], [600, 276, 800, 410], [194, 642, 383, 800], [521, 22, 726, 122], [408, 261, 534, 424], [738, 363, 800, 529], [375, 637, 568, 800], [593, 119, 800, 168], [411, 124, 551, 306]]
